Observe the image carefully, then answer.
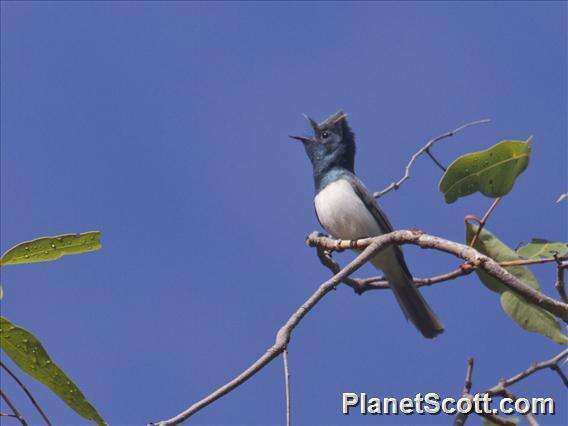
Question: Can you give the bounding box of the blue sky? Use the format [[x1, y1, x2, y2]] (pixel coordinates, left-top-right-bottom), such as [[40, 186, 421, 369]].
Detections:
[[1, 1, 566, 425]]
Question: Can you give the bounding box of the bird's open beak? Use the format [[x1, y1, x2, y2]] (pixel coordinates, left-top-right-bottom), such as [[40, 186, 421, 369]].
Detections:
[[289, 135, 313, 143]]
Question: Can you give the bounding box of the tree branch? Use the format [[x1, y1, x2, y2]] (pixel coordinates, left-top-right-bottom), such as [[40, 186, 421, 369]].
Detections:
[[151, 230, 567, 425], [150, 239, 391, 425], [0, 361, 51, 426], [315, 245, 474, 294], [481, 348, 568, 426], [307, 231, 568, 322], [462, 358, 474, 395], [555, 259, 567, 303], [373, 118, 491, 198], [454, 358, 475, 426], [455, 350, 567, 426], [487, 348, 568, 393], [315, 249, 564, 295]]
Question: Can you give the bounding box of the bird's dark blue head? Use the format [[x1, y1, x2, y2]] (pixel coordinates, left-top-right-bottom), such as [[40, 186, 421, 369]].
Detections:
[[290, 110, 356, 189]]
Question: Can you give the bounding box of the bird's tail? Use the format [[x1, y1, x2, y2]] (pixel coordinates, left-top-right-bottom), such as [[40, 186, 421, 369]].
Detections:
[[373, 256, 444, 339]]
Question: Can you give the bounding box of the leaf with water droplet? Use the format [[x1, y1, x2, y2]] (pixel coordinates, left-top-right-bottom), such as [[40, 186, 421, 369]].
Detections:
[[0, 316, 105, 425], [0, 232, 101, 266], [439, 138, 531, 203]]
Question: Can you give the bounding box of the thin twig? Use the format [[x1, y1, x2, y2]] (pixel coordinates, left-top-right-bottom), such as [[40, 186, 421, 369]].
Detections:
[[468, 197, 503, 248], [454, 358, 475, 426], [283, 349, 291, 426], [499, 256, 567, 267], [316, 246, 474, 294], [550, 364, 568, 387], [487, 348, 568, 393], [555, 260, 568, 303], [462, 358, 474, 395], [0, 412, 19, 418], [373, 118, 491, 198], [0, 389, 27, 426], [0, 361, 52, 425]]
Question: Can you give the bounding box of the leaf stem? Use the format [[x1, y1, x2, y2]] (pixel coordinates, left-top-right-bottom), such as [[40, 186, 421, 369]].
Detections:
[[468, 197, 502, 247]]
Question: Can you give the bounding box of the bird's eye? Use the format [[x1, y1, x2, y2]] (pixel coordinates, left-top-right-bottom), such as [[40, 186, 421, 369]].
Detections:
[[321, 131, 330, 139]]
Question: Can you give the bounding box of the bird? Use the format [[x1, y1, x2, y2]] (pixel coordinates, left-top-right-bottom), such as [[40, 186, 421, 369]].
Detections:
[[290, 111, 444, 338]]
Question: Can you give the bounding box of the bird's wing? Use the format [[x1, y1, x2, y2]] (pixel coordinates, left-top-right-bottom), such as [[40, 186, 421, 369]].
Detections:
[[346, 173, 413, 277]]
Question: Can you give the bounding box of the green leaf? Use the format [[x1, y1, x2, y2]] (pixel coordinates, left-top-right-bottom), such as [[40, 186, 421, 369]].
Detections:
[[0, 317, 105, 425], [466, 223, 567, 344], [440, 139, 531, 204], [517, 239, 568, 259], [0, 232, 101, 266], [466, 223, 539, 293], [501, 291, 568, 345]]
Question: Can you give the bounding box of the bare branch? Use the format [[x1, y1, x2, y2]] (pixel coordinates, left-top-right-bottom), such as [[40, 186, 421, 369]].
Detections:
[[282, 349, 291, 426], [0, 361, 51, 426], [373, 118, 491, 198], [352, 256, 563, 292], [151, 230, 568, 425], [0, 389, 27, 426], [487, 348, 568, 393], [0, 412, 20, 418], [315, 246, 474, 294], [499, 256, 568, 267], [454, 358, 475, 426], [550, 364, 568, 387], [150, 239, 390, 425], [468, 197, 503, 248], [462, 358, 474, 395], [456, 350, 567, 426], [307, 231, 568, 322], [555, 260, 568, 303], [318, 256, 561, 295]]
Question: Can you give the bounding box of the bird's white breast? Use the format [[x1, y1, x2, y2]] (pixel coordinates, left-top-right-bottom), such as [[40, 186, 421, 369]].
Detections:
[[314, 179, 383, 240]]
